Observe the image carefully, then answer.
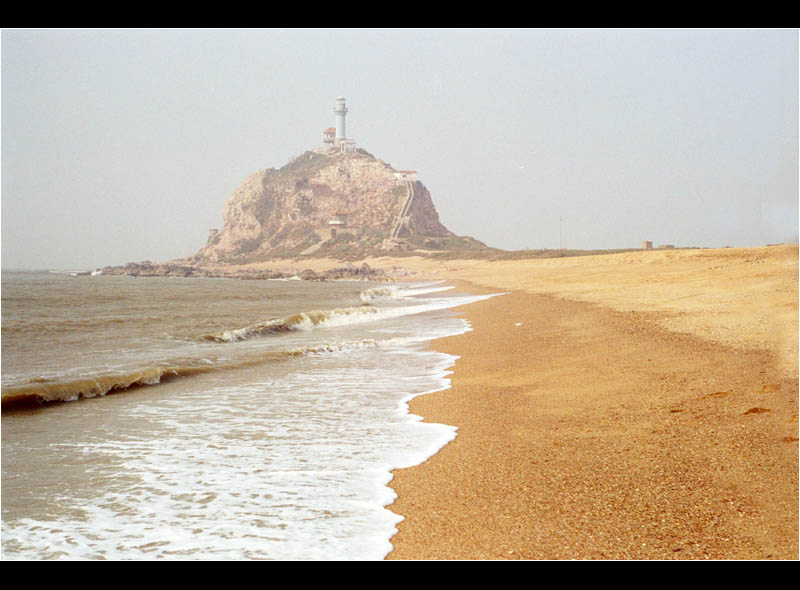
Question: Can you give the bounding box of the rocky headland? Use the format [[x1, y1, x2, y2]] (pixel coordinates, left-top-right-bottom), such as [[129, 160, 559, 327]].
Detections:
[[100, 148, 490, 279]]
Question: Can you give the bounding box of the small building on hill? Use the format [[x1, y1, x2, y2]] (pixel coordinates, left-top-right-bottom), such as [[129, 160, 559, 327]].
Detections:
[[394, 170, 418, 181], [329, 211, 349, 227], [316, 211, 362, 242]]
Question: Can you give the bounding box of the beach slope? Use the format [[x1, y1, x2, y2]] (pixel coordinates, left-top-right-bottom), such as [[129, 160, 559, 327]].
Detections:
[[385, 245, 798, 559]]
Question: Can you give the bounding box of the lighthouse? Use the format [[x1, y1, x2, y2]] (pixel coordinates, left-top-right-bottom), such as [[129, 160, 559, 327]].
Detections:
[[333, 96, 348, 145], [319, 97, 357, 153]]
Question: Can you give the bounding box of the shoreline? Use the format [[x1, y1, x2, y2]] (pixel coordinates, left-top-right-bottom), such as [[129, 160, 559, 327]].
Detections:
[[384, 248, 798, 560]]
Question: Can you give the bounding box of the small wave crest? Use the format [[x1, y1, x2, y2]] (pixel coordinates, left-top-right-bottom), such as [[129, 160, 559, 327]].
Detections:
[[201, 306, 382, 343], [285, 335, 431, 356], [1, 364, 209, 409], [359, 283, 454, 302]]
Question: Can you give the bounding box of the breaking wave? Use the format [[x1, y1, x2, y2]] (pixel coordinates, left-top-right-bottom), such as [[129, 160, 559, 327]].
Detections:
[[1, 363, 213, 409], [359, 283, 454, 302], [201, 306, 382, 343]]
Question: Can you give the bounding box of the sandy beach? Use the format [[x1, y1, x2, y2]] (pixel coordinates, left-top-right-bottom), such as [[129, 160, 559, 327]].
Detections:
[[381, 245, 798, 560], [200, 245, 798, 559]]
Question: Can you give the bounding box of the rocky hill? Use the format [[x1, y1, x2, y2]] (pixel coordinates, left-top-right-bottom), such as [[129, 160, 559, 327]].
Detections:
[[190, 149, 486, 263]]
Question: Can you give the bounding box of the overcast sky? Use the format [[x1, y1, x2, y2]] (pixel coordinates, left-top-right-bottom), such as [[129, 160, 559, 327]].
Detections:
[[2, 28, 798, 270]]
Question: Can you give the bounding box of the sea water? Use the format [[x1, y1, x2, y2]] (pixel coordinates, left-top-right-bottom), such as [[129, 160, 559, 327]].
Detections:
[[1, 272, 492, 560]]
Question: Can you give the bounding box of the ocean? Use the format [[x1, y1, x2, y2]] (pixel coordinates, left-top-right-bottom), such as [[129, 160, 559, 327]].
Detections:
[[1, 271, 492, 560]]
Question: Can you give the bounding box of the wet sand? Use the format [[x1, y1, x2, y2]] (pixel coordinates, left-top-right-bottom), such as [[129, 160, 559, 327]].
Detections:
[[383, 246, 798, 560]]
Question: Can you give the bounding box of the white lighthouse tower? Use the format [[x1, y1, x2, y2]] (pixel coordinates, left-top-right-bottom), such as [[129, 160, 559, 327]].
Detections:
[[333, 96, 348, 146], [319, 96, 356, 153]]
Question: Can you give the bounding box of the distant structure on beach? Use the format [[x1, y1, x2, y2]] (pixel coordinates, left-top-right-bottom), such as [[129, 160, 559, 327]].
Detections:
[[642, 240, 653, 250], [321, 97, 357, 153]]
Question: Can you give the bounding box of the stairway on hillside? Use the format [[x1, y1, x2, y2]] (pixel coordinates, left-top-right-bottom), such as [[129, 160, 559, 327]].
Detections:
[[391, 181, 415, 239]]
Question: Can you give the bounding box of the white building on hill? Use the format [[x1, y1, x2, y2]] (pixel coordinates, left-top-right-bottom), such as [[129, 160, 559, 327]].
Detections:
[[393, 170, 418, 181]]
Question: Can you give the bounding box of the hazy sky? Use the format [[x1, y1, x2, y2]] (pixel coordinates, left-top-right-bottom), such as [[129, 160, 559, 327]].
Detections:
[[2, 28, 798, 269]]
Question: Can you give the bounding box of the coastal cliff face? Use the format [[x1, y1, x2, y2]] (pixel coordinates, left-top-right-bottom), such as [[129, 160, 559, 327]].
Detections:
[[192, 150, 457, 262]]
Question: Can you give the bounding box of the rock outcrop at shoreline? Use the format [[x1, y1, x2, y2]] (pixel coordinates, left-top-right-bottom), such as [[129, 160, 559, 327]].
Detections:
[[99, 260, 392, 281]]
